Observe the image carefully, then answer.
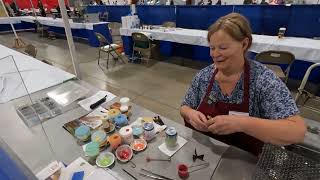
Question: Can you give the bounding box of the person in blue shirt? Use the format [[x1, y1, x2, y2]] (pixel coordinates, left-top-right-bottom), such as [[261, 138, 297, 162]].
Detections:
[[180, 13, 306, 155]]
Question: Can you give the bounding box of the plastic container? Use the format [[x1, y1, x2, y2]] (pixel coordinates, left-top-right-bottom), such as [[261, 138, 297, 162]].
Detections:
[[91, 130, 107, 146], [132, 125, 143, 137], [85, 142, 100, 164], [96, 152, 115, 168], [108, 133, 122, 150], [75, 125, 90, 141], [119, 126, 134, 144], [113, 114, 128, 128], [143, 122, 155, 142], [165, 127, 178, 148]]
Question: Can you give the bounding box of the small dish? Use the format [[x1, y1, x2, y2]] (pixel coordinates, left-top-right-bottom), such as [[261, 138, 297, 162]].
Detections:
[[101, 121, 115, 134], [96, 152, 115, 168], [130, 139, 147, 152], [115, 145, 133, 162], [105, 123, 115, 134]]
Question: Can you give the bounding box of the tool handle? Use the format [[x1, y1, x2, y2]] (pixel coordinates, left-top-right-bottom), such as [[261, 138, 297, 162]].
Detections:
[[89, 95, 107, 109]]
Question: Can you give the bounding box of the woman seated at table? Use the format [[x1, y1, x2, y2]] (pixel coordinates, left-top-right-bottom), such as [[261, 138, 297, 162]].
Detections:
[[180, 13, 306, 156]]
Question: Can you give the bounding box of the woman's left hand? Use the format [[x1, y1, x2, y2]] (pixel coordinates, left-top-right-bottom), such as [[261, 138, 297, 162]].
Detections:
[[206, 115, 244, 135]]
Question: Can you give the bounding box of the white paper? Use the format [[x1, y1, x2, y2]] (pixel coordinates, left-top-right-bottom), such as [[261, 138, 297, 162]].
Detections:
[[158, 136, 187, 157], [59, 157, 95, 180], [86, 169, 124, 180], [79, 107, 108, 129], [78, 91, 116, 111], [36, 161, 64, 180]]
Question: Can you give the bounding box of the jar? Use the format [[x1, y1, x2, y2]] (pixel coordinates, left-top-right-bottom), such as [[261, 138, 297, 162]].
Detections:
[[132, 125, 143, 137], [143, 122, 155, 142], [108, 133, 122, 150], [85, 142, 99, 165], [278, 27, 286, 39], [119, 126, 134, 144], [91, 130, 107, 146], [165, 127, 177, 148], [113, 114, 128, 128], [75, 125, 90, 141]]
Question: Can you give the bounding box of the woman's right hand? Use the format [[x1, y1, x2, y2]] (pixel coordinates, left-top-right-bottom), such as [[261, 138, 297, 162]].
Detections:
[[185, 109, 209, 132]]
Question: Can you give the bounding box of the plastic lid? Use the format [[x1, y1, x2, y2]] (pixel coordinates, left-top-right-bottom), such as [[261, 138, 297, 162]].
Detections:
[[143, 122, 154, 131], [120, 97, 130, 104], [85, 142, 99, 157], [75, 125, 90, 137], [166, 127, 177, 136], [91, 130, 107, 144], [114, 114, 128, 125], [132, 125, 143, 136]]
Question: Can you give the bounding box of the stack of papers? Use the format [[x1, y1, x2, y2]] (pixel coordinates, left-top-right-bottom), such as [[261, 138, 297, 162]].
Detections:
[[78, 91, 116, 111], [36, 157, 124, 180]]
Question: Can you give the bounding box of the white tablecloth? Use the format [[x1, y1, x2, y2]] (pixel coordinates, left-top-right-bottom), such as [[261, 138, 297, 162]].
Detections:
[[0, 45, 75, 103], [7, 16, 108, 30], [0, 18, 21, 25], [120, 27, 320, 63]]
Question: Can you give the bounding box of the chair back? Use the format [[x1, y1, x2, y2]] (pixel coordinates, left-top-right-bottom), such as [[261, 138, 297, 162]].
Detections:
[[24, 44, 37, 58], [162, 21, 176, 28], [132, 32, 150, 49], [94, 32, 108, 47], [255, 50, 295, 65], [108, 22, 122, 43]]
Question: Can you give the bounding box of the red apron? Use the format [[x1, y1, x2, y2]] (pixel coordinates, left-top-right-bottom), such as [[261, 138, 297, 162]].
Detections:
[[185, 61, 263, 156]]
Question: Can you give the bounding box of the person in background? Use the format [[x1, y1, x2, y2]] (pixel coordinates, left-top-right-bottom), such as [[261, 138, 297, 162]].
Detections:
[[216, 0, 222, 5], [207, 0, 213, 5], [260, 0, 269, 4], [180, 13, 306, 156], [38, 0, 46, 17]]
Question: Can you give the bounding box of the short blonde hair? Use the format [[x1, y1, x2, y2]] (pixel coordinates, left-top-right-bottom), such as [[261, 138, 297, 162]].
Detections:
[[207, 13, 252, 55]]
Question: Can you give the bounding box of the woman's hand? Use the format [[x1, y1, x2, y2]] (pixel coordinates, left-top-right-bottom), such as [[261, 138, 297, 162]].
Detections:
[[185, 109, 209, 132], [206, 115, 243, 135]]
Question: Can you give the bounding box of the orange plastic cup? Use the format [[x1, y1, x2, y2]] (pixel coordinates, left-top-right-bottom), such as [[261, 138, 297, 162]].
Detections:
[[109, 133, 122, 150]]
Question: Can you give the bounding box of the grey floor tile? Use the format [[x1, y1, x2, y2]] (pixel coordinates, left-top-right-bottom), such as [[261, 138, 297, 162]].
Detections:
[[165, 109, 184, 125], [132, 95, 180, 123], [142, 81, 188, 109], [82, 75, 140, 101]]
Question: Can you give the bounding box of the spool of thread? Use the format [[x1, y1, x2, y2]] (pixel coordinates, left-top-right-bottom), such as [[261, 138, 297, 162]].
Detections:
[[119, 126, 134, 144], [109, 133, 122, 150], [178, 164, 189, 179], [120, 97, 130, 106]]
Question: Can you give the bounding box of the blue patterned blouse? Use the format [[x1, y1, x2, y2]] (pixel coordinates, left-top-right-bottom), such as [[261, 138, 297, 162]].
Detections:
[[182, 60, 299, 119]]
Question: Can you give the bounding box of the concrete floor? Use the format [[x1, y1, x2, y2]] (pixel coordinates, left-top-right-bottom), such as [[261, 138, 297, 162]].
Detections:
[[0, 31, 319, 126]]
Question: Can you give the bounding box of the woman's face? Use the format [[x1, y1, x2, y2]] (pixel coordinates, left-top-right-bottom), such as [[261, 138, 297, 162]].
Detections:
[[209, 30, 247, 72]]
